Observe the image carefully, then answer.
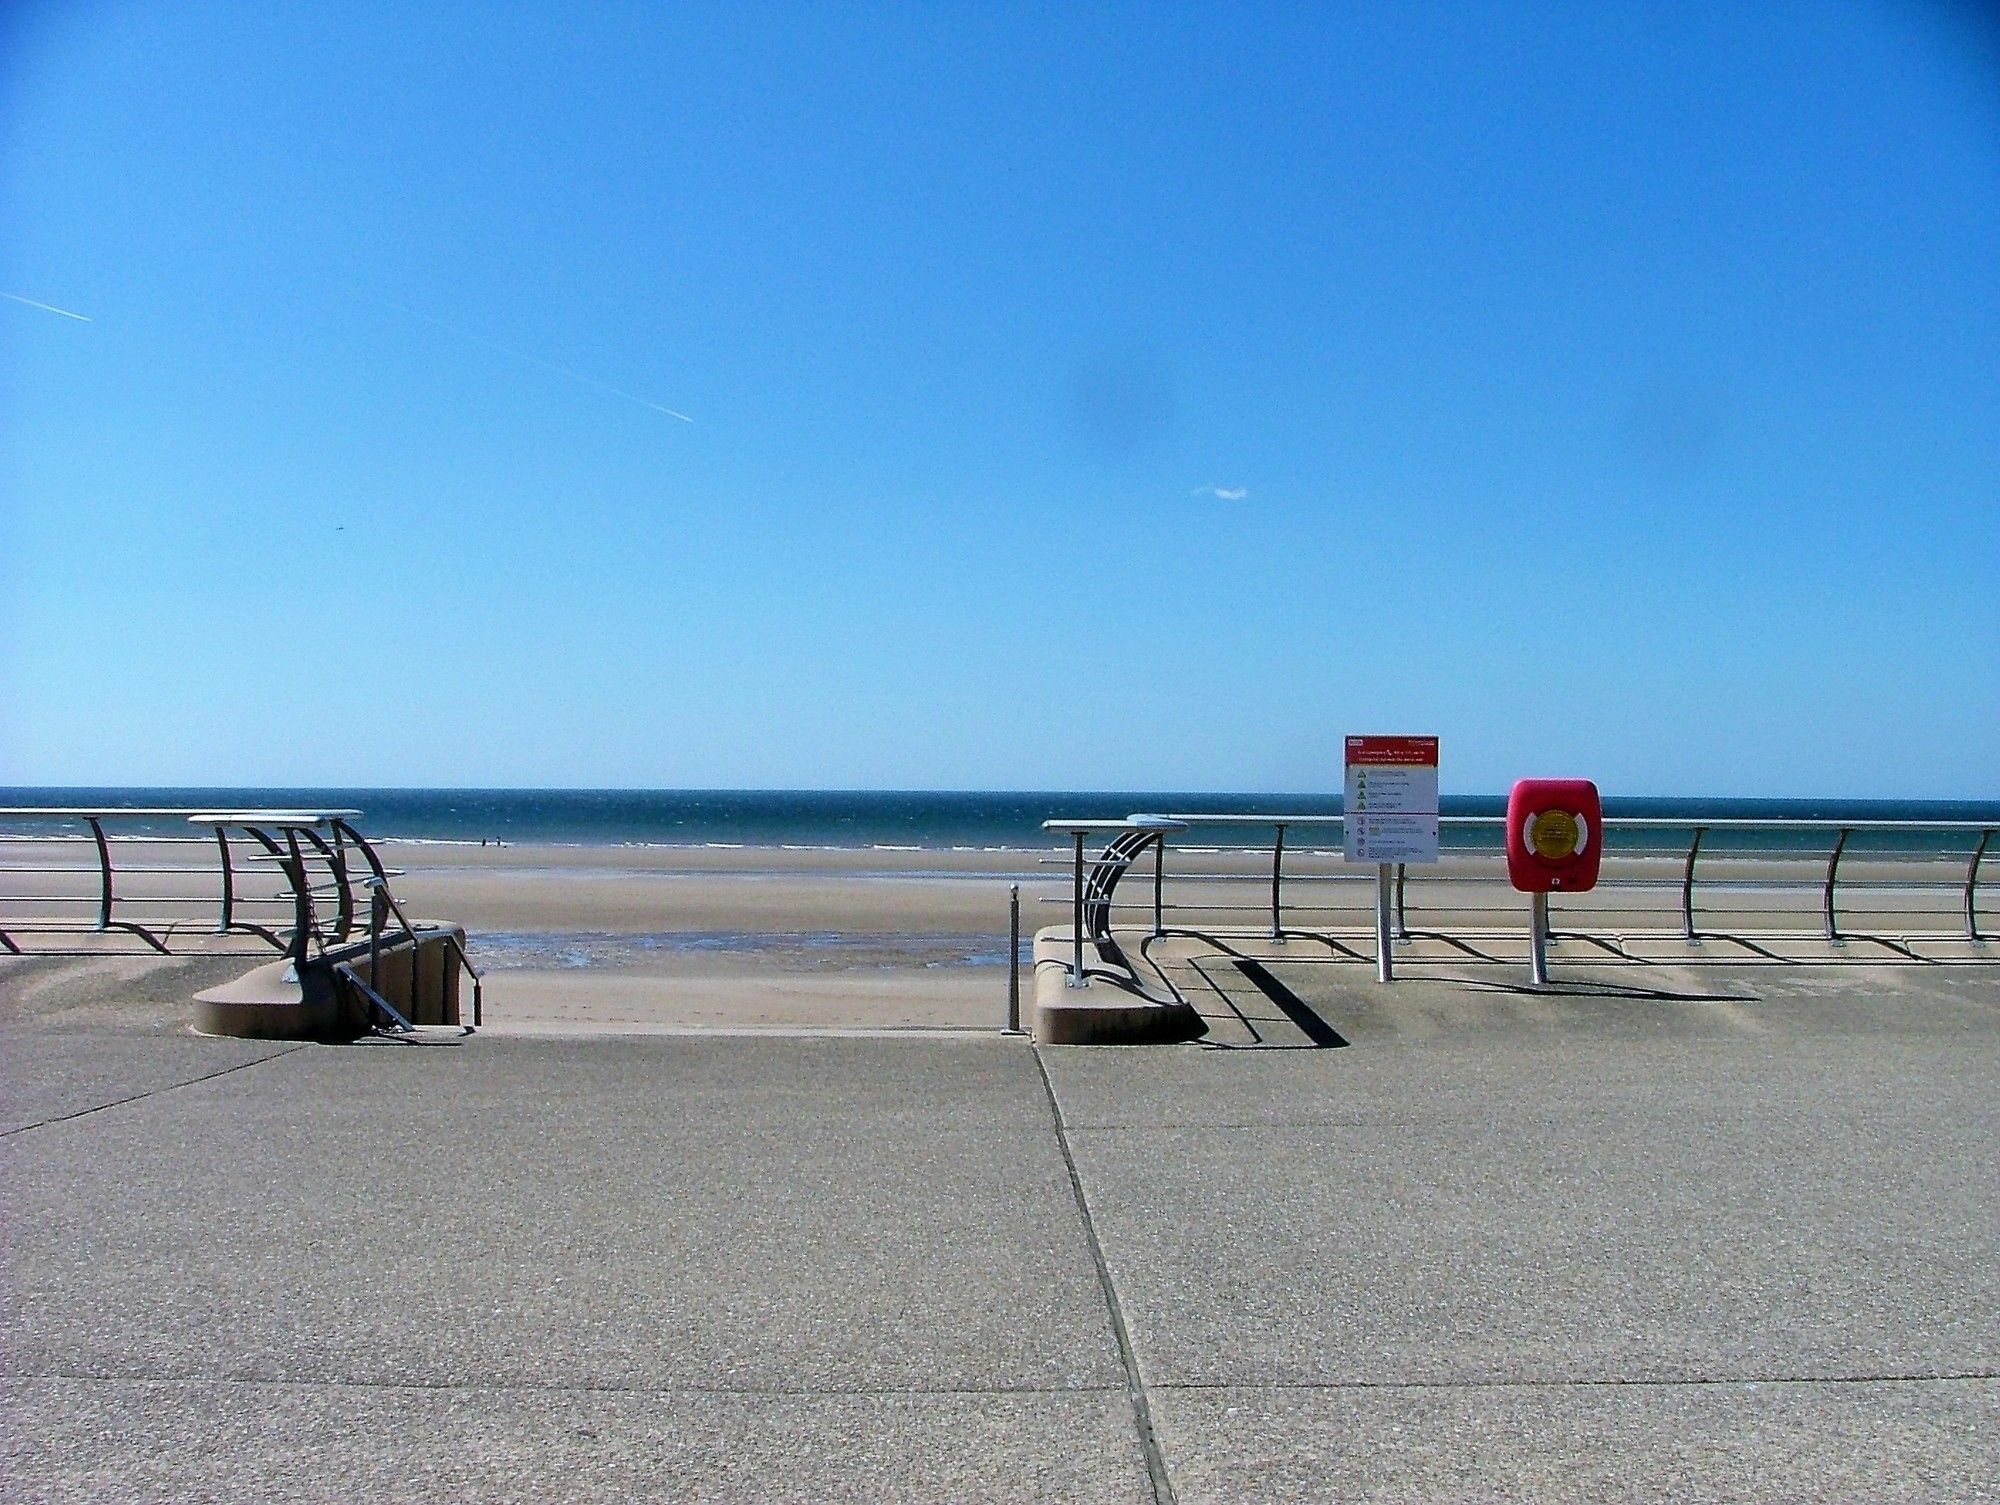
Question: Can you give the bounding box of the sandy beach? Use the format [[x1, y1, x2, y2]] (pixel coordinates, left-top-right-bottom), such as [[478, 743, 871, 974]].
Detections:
[[379, 842, 1059, 1033], [0, 836, 1061, 1032], [4, 831, 1988, 1036]]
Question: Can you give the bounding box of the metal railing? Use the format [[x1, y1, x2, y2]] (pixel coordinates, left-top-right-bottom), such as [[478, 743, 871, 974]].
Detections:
[[1041, 813, 1999, 981], [0, 807, 360, 956], [0, 806, 481, 1028]]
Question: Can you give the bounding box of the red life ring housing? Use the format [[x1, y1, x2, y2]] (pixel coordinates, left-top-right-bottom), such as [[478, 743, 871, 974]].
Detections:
[[1506, 779, 1603, 893]]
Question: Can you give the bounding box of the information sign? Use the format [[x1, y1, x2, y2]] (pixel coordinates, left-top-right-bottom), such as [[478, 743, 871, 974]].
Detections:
[[1344, 735, 1440, 864]]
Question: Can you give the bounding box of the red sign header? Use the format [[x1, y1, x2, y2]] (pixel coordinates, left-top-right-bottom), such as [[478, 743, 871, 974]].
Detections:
[[1345, 735, 1439, 767]]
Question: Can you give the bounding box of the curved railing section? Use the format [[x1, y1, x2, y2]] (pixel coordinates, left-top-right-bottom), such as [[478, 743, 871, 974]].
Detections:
[[0, 807, 361, 955]]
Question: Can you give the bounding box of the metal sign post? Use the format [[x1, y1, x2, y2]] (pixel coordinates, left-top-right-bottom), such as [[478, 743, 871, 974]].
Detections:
[[1528, 891, 1551, 986], [1374, 863, 1396, 983], [1344, 736, 1441, 984]]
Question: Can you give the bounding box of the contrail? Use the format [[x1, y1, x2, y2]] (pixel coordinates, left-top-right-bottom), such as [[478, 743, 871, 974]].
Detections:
[[382, 299, 692, 422], [2, 292, 91, 321]]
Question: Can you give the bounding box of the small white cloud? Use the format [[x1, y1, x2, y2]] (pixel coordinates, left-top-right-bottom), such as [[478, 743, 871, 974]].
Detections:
[[1190, 483, 1249, 501]]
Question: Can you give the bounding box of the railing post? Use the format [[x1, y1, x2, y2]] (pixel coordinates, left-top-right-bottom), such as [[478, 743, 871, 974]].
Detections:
[[332, 818, 393, 889], [1071, 830, 1086, 987], [213, 826, 236, 934], [1152, 835, 1167, 938], [296, 825, 354, 944], [1966, 829, 1993, 942], [86, 816, 113, 931], [369, 885, 387, 992], [1680, 826, 1707, 941], [1269, 823, 1287, 940], [326, 823, 355, 941], [281, 828, 314, 968], [1824, 827, 1852, 942]]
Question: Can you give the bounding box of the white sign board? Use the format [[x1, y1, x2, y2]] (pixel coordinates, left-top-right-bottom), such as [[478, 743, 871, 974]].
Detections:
[[1344, 735, 1440, 864]]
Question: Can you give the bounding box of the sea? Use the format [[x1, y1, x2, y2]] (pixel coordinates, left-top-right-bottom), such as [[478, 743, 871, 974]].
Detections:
[[1, 788, 1995, 855]]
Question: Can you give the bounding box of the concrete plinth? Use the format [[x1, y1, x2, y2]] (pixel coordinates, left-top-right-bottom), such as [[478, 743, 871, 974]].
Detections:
[[1030, 928, 1204, 1044], [191, 926, 467, 1039], [190, 957, 346, 1040]]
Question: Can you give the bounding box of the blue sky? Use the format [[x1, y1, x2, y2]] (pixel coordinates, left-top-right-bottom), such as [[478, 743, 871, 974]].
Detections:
[[3, 0, 1995, 795]]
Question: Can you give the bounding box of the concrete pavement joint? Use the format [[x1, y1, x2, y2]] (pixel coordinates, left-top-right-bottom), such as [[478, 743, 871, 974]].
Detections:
[[24, 1370, 1990, 1395], [1154, 1371, 2000, 1392], [1058, 1113, 1919, 1132], [1031, 1044, 1179, 1505], [1, 1370, 1127, 1398], [0, 1043, 310, 1139]]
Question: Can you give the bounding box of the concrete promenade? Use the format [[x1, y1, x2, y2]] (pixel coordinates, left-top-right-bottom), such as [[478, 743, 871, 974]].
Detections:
[[3, 954, 1998, 1501]]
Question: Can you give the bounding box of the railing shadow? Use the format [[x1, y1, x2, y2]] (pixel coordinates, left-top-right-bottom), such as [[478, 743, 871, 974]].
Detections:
[[1436, 975, 1761, 1004], [1147, 929, 1350, 1049]]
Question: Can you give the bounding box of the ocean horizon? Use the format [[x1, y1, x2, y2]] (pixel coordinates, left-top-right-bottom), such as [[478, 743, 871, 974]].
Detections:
[[3, 787, 1996, 853]]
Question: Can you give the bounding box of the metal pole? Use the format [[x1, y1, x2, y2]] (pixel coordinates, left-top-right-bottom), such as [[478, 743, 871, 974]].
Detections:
[[1071, 830, 1086, 987], [1680, 826, 1706, 941], [1529, 892, 1550, 986], [1394, 862, 1410, 940], [214, 826, 235, 934], [369, 887, 387, 992], [1967, 829, 1993, 942], [87, 816, 113, 932], [1375, 863, 1394, 983], [1152, 835, 1166, 938], [1823, 828, 1852, 942], [1270, 823, 1287, 940], [324, 823, 355, 942], [282, 832, 312, 969], [1006, 884, 1023, 1033]]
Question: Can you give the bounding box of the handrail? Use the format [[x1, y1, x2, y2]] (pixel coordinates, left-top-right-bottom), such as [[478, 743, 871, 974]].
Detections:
[[0, 806, 362, 818], [1147, 813, 1996, 831], [361, 876, 484, 1028], [331, 961, 415, 1032]]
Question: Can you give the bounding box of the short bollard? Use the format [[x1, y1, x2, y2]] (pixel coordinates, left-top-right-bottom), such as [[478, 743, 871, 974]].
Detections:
[[1003, 884, 1026, 1035], [1070, 831, 1086, 987]]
